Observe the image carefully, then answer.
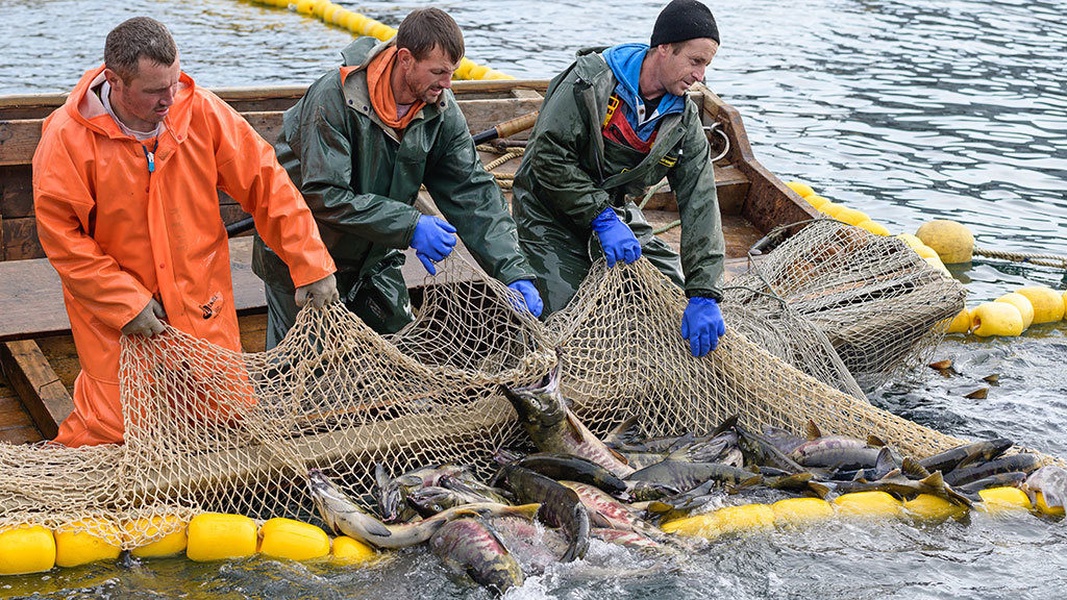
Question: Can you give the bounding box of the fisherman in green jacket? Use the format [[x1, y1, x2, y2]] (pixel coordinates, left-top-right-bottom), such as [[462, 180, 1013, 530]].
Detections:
[[253, 8, 542, 347], [512, 0, 726, 357]]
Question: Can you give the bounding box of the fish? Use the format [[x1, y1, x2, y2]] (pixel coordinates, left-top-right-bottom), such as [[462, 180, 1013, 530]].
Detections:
[[789, 421, 892, 471], [941, 453, 1040, 487], [491, 515, 571, 575], [956, 471, 1030, 495], [492, 464, 590, 562], [1024, 465, 1067, 509], [733, 421, 807, 474], [405, 477, 512, 518], [507, 452, 629, 496], [501, 364, 635, 477], [561, 480, 670, 542], [374, 463, 472, 523], [826, 446, 905, 482], [917, 438, 1014, 475], [308, 468, 539, 549], [590, 527, 669, 551], [830, 470, 974, 507], [429, 517, 524, 596], [626, 459, 762, 494]]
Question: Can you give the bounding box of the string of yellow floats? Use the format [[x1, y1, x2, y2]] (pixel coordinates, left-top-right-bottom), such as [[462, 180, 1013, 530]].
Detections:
[[247, 0, 513, 80], [786, 180, 1067, 338]]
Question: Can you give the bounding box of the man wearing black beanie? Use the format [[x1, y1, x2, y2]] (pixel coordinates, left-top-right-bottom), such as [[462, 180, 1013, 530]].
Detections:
[[512, 0, 727, 358]]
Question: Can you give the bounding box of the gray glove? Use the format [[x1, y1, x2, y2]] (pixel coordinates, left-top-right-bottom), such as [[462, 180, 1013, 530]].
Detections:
[[121, 298, 167, 337], [295, 273, 340, 309]]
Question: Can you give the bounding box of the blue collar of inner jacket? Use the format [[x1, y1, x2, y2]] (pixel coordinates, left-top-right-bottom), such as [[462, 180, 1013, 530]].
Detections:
[[602, 43, 685, 141]]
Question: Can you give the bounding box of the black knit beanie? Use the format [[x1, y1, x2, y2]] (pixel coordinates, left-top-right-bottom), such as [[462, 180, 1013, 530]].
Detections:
[[650, 0, 719, 47]]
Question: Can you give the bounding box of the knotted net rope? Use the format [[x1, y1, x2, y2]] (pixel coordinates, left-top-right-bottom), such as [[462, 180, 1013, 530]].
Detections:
[[0, 223, 1055, 548]]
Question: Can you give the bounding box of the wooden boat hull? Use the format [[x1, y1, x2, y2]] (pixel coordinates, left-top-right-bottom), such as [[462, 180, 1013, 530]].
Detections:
[[0, 80, 815, 444]]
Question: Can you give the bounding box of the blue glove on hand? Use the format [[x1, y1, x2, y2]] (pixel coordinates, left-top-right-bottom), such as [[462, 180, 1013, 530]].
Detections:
[[507, 279, 544, 318], [681, 296, 726, 357], [590, 206, 641, 267], [410, 215, 457, 275]]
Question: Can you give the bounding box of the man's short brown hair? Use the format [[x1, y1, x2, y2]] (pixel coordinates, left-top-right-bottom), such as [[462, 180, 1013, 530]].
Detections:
[[104, 17, 178, 82], [396, 8, 464, 63]]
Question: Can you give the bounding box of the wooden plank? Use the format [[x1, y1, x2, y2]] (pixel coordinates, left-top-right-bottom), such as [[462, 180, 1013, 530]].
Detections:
[[0, 339, 73, 440], [0, 118, 42, 166]]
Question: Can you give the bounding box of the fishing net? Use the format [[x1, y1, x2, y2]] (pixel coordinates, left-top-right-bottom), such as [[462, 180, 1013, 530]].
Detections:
[[0, 222, 1054, 548]]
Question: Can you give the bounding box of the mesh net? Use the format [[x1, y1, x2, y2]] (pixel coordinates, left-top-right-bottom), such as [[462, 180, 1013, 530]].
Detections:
[[0, 223, 1058, 547]]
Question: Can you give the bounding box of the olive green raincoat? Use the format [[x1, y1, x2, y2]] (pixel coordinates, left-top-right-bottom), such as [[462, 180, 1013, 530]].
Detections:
[[254, 38, 535, 343], [512, 47, 725, 315]]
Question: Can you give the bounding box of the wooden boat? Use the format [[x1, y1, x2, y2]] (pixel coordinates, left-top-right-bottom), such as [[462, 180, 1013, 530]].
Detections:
[[0, 79, 816, 445]]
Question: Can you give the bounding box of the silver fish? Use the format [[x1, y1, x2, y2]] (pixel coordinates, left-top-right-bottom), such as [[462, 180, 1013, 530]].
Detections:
[[1025, 465, 1067, 509], [501, 364, 634, 477], [308, 468, 539, 549]]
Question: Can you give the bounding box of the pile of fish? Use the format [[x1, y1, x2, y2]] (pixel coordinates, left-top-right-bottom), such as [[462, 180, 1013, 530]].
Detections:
[[307, 365, 1067, 596]]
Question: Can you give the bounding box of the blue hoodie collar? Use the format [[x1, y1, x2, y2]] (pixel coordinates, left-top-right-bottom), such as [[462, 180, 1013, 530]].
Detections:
[[603, 43, 686, 125]]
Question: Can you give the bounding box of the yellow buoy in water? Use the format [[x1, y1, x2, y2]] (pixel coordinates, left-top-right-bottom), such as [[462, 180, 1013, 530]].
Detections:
[[976, 486, 1032, 513], [660, 512, 719, 537], [804, 194, 831, 211], [1034, 492, 1066, 518], [1014, 286, 1066, 324], [947, 306, 971, 334], [712, 504, 777, 537], [771, 497, 834, 527], [785, 180, 816, 198], [903, 494, 968, 522], [995, 293, 1034, 331], [259, 518, 331, 561], [913, 243, 939, 260], [855, 219, 891, 236], [0, 524, 55, 575], [833, 491, 903, 518], [124, 514, 188, 558], [186, 513, 258, 562], [331, 535, 378, 565], [895, 232, 924, 250], [970, 302, 1025, 337], [832, 206, 871, 227], [915, 220, 974, 264], [54, 517, 123, 568]]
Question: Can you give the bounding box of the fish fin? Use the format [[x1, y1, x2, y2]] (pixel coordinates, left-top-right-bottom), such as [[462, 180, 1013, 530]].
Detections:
[[901, 457, 931, 479], [604, 415, 642, 447], [920, 471, 945, 487], [867, 435, 888, 448], [806, 481, 831, 499], [508, 502, 542, 521], [710, 414, 739, 437], [804, 420, 822, 440]]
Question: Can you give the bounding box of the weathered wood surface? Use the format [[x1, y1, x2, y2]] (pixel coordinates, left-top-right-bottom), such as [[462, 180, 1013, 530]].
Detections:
[[0, 339, 73, 439]]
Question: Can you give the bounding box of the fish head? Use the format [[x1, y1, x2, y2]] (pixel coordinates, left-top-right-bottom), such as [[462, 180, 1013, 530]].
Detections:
[[374, 464, 406, 523], [307, 468, 365, 534], [500, 363, 566, 431]]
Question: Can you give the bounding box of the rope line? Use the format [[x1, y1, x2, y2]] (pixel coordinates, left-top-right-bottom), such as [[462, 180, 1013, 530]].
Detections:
[[974, 246, 1067, 269]]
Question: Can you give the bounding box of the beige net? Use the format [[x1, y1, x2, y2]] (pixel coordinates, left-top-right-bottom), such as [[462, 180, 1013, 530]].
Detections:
[[0, 224, 1056, 548]]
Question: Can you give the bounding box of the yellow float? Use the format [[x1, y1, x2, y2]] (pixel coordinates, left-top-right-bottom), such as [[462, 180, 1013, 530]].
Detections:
[[976, 487, 1032, 513], [186, 513, 258, 562], [0, 524, 55, 575], [995, 293, 1034, 331], [259, 517, 331, 561], [833, 491, 903, 518], [54, 517, 123, 568], [1014, 286, 1065, 324], [124, 514, 188, 558], [785, 180, 816, 198], [770, 497, 835, 527], [915, 219, 975, 264], [970, 301, 1025, 337], [331, 535, 378, 565], [903, 494, 968, 522], [946, 307, 971, 334]]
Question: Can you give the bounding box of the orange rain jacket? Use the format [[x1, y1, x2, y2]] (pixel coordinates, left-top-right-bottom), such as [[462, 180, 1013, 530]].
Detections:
[[33, 66, 336, 447]]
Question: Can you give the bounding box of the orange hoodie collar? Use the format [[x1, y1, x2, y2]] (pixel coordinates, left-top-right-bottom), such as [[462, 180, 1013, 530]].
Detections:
[[364, 46, 425, 131], [66, 65, 194, 141]]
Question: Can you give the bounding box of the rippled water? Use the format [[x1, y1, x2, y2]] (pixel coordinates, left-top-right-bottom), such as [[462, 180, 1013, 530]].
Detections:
[[1, 0, 1065, 598]]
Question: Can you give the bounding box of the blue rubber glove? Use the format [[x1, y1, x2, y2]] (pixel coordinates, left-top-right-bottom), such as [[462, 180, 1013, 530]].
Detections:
[[507, 279, 544, 318], [410, 215, 457, 275], [590, 206, 641, 267], [680, 297, 726, 357]]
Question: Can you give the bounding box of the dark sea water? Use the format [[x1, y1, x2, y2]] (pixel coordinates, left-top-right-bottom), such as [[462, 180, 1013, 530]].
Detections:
[[1, 0, 1065, 598]]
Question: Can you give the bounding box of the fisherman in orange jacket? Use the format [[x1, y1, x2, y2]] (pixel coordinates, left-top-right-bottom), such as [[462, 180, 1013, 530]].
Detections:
[[32, 17, 339, 447]]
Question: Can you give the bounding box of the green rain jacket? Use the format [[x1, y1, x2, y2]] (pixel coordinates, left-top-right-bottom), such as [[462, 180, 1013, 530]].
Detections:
[[253, 38, 534, 304], [512, 47, 725, 305]]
